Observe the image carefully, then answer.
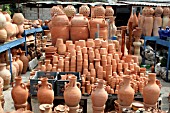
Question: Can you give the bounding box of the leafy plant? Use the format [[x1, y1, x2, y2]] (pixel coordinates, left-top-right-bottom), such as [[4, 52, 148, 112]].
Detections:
[[2, 4, 11, 15]]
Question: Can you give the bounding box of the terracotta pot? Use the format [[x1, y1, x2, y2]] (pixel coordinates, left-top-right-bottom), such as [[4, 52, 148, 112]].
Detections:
[[118, 75, 134, 106], [37, 78, 54, 104], [52, 14, 69, 27], [79, 4, 90, 17], [12, 57, 19, 76], [12, 13, 25, 25], [91, 79, 108, 113], [64, 76, 81, 107], [17, 24, 24, 38], [70, 14, 89, 42], [11, 76, 28, 105], [19, 51, 29, 74], [58, 44, 66, 55], [105, 6, 114, 16], [143, 73, 160, 105], [93, 5, 105, 17], [0, 13, 6, 29], [4, 22, 15, 41], [15, 55, 23, 76], [50, 6, 64, 17], [3, 11, 11, 22], [0, 63, 11, 90], [0, 28, 7, 43]]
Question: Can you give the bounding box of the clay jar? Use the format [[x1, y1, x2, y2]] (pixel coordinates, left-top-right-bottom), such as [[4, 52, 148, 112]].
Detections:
[[0, 28, 7, 43], [50, 6, 64, 17], [11, 76, 28, 105], [15, 55, 23, 76], [64, 76, 81, 107], [143, 73, 160, 105], [0, 63, 11, 90], [70, 14, 89, 42], [0, 13, 6, 29], [91, 79, 108, 107], [19, 51, 29, 74], [37, 77, 54, 104], [17, 24, 24, 38], [79, 4, 90, 17], [12, 57, 19, 76], [118, 75, 134, 106], [12, 13, 25, 25], [4, 22, 15, 41]]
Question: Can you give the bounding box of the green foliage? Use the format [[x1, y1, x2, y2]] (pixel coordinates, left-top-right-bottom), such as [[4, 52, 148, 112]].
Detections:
[[2, 4, 11, 15]]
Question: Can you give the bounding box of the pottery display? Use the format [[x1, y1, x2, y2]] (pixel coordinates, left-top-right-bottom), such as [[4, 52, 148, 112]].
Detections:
[[12, 13, 25, 25], [19, 51, 29, 74], [37, 77, 54, 104], [64, 75, 81, 107], [0, 13, 6, 29], [0, 63, 11, 90], [70, 14, 89, 42], [79, 4, 90, 17], [11, 76, 29, 110]]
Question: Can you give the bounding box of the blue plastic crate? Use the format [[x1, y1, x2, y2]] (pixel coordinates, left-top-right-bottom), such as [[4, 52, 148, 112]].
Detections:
[[30, 71, 58, 96]]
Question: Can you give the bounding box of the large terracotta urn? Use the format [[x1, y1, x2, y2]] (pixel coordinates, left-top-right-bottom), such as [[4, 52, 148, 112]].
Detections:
[[37, 78, 54, 104], [143, 73, 160, 107], [0, 28, 7, 43], [11, 76, 29, 109], [89, 16, 108, 39], [12, 13, 25, 25], [79, 4, 90, 17], [19, 51, 29, 74], [2, 11, 11, 22], [64, 76, 81, 107], [153, 6, 163, 36], [0, 63, 11, 90], [118, 75, 134, 106], [70, 14, 89, 42], [15, 55, 23, 76], [0, 13, 6, 29], [91, 79, 108, 113], [51, 14, 69, 45]]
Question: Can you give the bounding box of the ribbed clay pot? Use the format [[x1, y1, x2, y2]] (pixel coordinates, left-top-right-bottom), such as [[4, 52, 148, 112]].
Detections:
[[0, 63, 11, 90], [11, 76, 28, 106], [19, 51, 29, 74], [12, 13, 25, 25], [37, 77, 54, 104], [118, 75, 134, 106], [64, 76, 81, 107], [15, 55, 23, 76], [70, 14, 89, 42]]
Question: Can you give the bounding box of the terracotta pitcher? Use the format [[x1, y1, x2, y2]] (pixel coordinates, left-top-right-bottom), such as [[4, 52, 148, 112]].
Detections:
[[19, 51, 29, 74], [64, 76, 81, 107], [118, 75, 134, 106], [11, 76, 29, 109], [15, 55, 23, 76], [37, 78, 54, 104]]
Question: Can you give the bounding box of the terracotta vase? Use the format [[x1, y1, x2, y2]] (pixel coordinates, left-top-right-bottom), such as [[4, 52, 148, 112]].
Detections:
[[0, 13, 6, 29], [79, 4, 90, 17], [12, 13, 25, 25], [11, 76, 28, 109], [19, 51, 29, 74], [118, 75, 134, 106], [0, 63, 11, 90], [15, 55, 23, 76], [12, 57, 19, 76], [70, 14, 89, 42], [91, 79, 108, 113], [143, 73, 160, 106], [37, 78, 54, 104], [64, 76, 81, 107], [0, 28, 7, 43]]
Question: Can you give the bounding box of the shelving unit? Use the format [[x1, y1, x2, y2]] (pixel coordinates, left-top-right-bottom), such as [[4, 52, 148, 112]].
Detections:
[[143, 36, 170, 81]]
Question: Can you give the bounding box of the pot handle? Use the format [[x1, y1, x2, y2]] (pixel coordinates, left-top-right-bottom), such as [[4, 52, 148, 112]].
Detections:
[[11, 82, 15, 87], [37, 84, 41, 89], [64, 82, 69, 89], [20, 83, 27, 90], [76, 82, 81, 89], [47, 83, 53, 90]]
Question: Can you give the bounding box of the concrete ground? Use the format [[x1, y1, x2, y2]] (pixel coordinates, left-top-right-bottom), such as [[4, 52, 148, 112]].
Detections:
[[2, 72, 170, 113]]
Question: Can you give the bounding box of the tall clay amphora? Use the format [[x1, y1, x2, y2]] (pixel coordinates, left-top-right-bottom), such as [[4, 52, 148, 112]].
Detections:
[[0, 63, 11, 90], [153, 6, 163, 36], [51, 14, 69, 45], [70, 14, 89, 42], [11, 76, 29, 110], [15, 55, 23, 76], [143, 73, 160, 109], [118, 75, 134, 106], [143, 7, 154, 36], [19, 51, 29, 74], [91, 79, 108, 113], [64, 76, 81, 107], [37, 77, 54, 104]]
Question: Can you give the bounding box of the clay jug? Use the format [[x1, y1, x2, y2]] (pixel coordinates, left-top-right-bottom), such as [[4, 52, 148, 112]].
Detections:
[[118, 75, 134, 106], [70, 14, 89, 42], [12, 13, 25, 25], [0, 13, 6, 29], [64, 76, 81, 107], [91, 79, 108, 107], [15, 55, 23, 76], [79, 4, 90, 17], [12, 57, 19, 76], [37, 78, 54, 104], [3, 11, 11, 22], [0, 28, 7, 43], [11, 76, 29, 105], [0, 63, 11, 90], [19, 51, 29, 74], [143, 73, 160, 105]]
